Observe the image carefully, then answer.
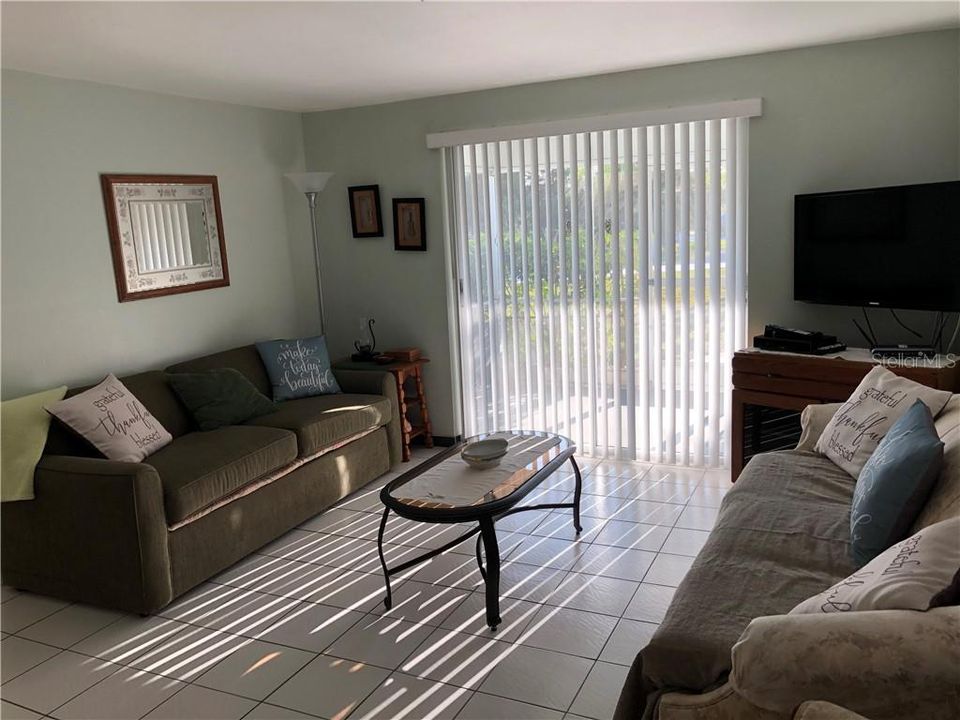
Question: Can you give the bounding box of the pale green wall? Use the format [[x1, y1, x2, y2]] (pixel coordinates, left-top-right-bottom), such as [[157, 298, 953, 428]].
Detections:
[[301, 30, 959, 437], [1, 70, 314, 398]]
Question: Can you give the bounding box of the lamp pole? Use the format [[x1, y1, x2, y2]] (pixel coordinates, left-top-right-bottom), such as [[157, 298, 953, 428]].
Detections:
[[285, 172, 333, 337], [306, 191, 325, 336]]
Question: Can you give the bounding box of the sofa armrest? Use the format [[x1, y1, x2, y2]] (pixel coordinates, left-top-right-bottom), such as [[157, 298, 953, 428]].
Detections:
[[1, 455, 172, 614], [730, 608, 960, 717], [795, 403, 842, 452], [333, 369, 403, 466]]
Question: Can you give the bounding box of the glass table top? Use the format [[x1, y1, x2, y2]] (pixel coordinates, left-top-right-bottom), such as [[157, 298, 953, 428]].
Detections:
[[383, 431, 575, 511]]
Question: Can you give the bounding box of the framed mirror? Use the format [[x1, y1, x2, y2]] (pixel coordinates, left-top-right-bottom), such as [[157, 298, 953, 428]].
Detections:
[[101, 174, 229, 302]]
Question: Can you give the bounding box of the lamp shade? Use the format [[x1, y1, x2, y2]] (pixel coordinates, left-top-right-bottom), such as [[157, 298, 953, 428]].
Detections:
[[285, 171, 333, 194]]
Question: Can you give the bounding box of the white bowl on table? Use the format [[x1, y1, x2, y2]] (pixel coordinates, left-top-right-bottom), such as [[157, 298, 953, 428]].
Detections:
[[461, 438, 509, 469]]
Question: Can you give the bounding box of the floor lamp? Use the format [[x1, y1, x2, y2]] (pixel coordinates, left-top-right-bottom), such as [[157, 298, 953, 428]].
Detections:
[[285, 171, 334, 336]]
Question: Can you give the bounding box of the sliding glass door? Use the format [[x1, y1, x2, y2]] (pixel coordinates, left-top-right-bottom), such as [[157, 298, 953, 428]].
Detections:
[[446, 118, 748, 467]]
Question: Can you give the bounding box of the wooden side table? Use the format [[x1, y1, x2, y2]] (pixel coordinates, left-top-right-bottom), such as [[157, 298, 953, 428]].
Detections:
[[731, 348, 960, 481], [333, 357, 434, 462]]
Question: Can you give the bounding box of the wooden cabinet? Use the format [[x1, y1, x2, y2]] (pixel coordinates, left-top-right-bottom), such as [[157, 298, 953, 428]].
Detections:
[[731, 348, 960, 481]]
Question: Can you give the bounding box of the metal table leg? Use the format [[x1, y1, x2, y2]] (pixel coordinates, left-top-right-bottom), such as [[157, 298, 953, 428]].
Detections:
[[478, 517, 501, 630], [377, 506, 393, 610], [570, 456, 583, 534]]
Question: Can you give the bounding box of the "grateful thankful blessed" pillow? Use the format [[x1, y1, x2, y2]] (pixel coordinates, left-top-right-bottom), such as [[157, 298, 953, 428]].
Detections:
[[46, 375, 172, 462], [815, 366, 952, 478]]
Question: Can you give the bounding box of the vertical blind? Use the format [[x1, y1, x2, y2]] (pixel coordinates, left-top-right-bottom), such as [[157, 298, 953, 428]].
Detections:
[[447, 116, 749, 467]]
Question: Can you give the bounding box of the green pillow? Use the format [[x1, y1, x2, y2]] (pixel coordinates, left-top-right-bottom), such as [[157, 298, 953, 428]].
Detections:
[[2, 385, 68, 502], [166, 368, 277, 431]]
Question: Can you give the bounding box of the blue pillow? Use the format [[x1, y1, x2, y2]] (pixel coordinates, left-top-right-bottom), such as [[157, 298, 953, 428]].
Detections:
[[850, 399, 944, 567], [255, 336, 341, 401]]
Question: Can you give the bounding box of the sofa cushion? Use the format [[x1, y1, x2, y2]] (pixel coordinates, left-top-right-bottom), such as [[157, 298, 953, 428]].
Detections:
[[166, 345, 272, 398], [256, 336, 341, 401], [245, 393, 391, 457], [166, 368, 277, 431], [146, 425, 297, 524], [850, 400, 944, 566]]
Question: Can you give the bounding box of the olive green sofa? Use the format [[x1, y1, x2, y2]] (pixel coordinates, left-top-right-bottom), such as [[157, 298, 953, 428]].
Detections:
[[1, 344, 402, 615]]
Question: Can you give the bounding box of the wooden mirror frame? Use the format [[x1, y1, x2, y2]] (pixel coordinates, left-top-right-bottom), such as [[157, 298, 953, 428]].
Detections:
[[101, 173, 230, 302]]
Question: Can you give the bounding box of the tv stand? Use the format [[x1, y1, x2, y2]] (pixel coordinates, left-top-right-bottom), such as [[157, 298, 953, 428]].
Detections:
[[731, 347, 960, 481]]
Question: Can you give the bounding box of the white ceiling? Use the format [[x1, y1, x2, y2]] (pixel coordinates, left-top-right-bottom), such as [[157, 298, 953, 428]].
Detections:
[[2, 1, 957, 112]]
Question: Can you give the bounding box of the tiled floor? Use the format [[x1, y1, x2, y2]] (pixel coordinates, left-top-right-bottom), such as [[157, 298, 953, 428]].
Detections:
[[0, 447, 731, 720]]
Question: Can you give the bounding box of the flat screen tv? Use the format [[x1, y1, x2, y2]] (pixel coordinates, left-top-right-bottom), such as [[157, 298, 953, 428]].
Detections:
[[794, 180, 960, 311]]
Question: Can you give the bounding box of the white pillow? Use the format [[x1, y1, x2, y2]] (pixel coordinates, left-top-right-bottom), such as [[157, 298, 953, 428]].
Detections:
[[791, 517, 960, 614], [815, 366, 952, 477], [46, 374, 172, 462]]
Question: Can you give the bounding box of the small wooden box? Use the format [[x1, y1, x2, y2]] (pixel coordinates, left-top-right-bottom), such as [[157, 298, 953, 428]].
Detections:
[[385, 347, 422, 362]]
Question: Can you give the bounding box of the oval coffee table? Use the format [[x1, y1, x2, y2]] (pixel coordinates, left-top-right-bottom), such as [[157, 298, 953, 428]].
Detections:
[[377, 431, 581, 630]]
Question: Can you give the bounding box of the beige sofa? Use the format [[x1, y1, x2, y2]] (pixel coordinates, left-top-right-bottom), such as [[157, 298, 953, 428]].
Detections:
[[615, 395, 960, 720]]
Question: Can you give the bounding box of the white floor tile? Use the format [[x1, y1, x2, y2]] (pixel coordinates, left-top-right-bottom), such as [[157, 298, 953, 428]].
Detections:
[[71, 616, 187, 666], [568, 544, 657, 582], [144, 684, 257, 719], [607, 500, 684, 526], [675, 505, 720, 531], [325, 613, 437, 669], [494, 562, 568, 604], [0, 594, 70, 634], [661, 527, 711, 557], [623, 583, 676, 624], [478, 645, 592, 711], [457, 692, 563, 720], [16, 604, 122, 649], [366, 580, 470, 628], [258, 601, 365, 653], [519, 606, 617, 659], [52, 666, 183, 720], [1, 635, 60, 683], [0, 700, 43, 720], [599, 618, 658, 666], [243, 703, 320, 720], [349, 672, 472, 720], [568, 661, 630, 719], [126, 625, 251, 681], [1, 651, 119, 715], [399, 628, 505, 689], [544, 574, 639, 617], [592, 521, 670, 551], [506, 536, 590, 571], [195, 640, 314, 700], [300, 508, 378, 538], [643, 554, 695, 587], [159, 585, 301, 638], [265, 654, 390, 719], [528, 513, 606, 543], [439, 593, 538, 643]]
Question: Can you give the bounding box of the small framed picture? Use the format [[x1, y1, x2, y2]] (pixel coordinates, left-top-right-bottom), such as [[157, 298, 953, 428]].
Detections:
[[347, 185, 383, 238], [393, 198, 426, 252]]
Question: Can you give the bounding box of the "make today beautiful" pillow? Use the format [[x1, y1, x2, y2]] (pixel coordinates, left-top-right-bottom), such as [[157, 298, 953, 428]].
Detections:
[[791, 517, 960, 614], [46, 375, 172, 462], [815, 366, 952, 478], [256, 335, 342, 401]]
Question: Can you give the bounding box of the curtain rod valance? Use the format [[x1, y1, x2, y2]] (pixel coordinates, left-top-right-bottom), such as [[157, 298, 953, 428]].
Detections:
[[425, 98, 761, 149]]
